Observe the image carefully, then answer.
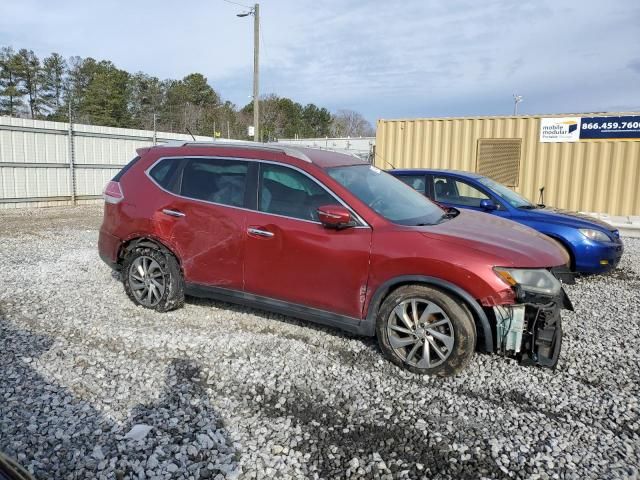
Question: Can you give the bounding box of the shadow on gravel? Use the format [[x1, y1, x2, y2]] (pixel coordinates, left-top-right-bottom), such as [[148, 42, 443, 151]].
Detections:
[[237, 383, 508, 480], [0, 305, 235, 479], [184, 294, 382, 362], [109, 269, 382, 371], [576, 266, 640, 283]]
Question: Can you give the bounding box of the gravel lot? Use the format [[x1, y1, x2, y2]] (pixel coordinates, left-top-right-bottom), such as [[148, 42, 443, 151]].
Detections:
[[1, 205, 639, 480]]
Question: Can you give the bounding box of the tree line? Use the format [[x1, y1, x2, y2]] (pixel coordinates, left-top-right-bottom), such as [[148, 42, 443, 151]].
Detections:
[[0, 46, 375, 140]]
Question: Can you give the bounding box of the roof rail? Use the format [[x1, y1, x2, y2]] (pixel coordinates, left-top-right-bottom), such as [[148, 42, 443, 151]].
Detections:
[[155, 140, 312, 163]]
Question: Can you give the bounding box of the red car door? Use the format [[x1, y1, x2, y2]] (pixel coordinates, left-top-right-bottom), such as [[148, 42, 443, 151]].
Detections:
[[243, 163, 372, 319], [151, 157, 250, 288]]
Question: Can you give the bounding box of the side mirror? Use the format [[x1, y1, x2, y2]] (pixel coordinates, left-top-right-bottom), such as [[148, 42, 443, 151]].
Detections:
[[317, 205, 354, 229], [480, 199, 498, 211]]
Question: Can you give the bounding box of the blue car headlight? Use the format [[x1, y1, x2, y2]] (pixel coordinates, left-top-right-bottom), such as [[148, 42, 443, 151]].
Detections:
[[579, 228, 610, 242], [494, 268, 562, 296]]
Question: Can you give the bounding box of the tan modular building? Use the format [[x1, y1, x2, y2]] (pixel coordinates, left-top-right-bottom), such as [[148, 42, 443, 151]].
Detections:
[[375, 113, 640, 216]]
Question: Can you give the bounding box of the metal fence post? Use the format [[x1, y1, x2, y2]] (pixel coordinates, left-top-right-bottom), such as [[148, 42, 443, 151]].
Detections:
[[153, 113, 157, 145], [67, 104, 76, 205]]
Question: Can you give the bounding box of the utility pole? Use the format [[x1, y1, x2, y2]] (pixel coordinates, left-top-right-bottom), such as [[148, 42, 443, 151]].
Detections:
[[238, 4, 259, 141], [253, 3, 260, 142]]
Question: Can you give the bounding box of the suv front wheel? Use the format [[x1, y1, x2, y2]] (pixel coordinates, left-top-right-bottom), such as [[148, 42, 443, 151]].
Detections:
[[376, 285, 476, 376], [122, 246, 184, 312]]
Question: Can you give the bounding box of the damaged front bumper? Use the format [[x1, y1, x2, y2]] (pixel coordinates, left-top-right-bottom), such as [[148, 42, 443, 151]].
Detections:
[[492, 288, 572, 369]]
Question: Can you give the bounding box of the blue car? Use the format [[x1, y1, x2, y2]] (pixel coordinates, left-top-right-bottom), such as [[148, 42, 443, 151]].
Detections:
[[390, 169, 624, 274]]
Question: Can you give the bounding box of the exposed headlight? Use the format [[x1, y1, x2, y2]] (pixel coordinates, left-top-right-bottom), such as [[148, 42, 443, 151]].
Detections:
[[494, 268, 562, 296], [579, 228, 609, 242]]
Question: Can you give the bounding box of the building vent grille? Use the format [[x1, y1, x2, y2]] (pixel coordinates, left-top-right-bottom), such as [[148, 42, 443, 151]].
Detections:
[[476, 139, 522, 187]]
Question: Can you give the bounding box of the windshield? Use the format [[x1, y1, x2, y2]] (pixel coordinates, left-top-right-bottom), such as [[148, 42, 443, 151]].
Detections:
[[477, 177, 534, 208], [328, 165, 444, 225]]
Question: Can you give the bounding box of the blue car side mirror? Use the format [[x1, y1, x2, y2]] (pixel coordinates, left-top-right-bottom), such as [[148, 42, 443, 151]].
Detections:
[[480, 199, 498, 211]]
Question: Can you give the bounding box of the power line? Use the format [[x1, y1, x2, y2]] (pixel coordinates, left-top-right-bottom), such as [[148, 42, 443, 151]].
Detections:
[[221, 0, 252, 9]]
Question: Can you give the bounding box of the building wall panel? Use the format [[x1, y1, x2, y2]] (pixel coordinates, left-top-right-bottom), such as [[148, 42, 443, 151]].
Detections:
[[376, 115, 640, 216]]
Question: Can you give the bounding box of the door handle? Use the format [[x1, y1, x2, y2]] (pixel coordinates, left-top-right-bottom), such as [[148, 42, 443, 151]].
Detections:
[[162, 208, 186, 218], [247, 227, 274, 238]]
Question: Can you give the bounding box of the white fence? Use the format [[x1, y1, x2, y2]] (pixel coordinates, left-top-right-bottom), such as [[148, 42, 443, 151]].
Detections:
[[275, 137, 375, 161], [0, 116, 212, 208]]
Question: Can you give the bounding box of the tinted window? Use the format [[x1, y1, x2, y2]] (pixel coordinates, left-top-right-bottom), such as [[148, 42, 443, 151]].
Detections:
[[396, 175, 426, 194], [433, 176, 489, 207], [149, 159, 180, 191], [259, 164, 339, 221], [181, 158, 248, 207], [328, 165, 443, 226]]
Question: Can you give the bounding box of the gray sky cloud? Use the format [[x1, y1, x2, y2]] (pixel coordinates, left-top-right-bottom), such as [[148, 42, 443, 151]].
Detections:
[[1, 0, 638, 122]]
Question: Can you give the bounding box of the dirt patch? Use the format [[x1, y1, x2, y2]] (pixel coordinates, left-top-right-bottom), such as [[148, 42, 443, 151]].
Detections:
[[0, 205, 102, 236]]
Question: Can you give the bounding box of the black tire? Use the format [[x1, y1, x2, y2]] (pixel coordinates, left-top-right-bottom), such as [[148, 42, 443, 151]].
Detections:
[[376, 285, 476, 376], [547, 236, 574, 271], [122, 246, 184, 312]]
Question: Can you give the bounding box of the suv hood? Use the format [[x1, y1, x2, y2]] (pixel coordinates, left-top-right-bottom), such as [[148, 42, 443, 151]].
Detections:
[[421, 210, 569, 268], [518, 207, 616, 233]]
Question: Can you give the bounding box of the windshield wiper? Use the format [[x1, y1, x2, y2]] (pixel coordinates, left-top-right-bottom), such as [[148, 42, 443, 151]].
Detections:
[[517, 204, 538, 209], [433, 209, 459, 224]]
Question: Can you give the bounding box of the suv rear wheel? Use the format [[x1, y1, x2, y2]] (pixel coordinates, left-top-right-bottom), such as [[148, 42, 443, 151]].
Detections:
[[122, 246, 184, 312], [376, 285, 476, 376]]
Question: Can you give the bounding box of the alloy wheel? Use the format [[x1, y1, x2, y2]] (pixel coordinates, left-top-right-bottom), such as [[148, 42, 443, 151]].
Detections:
[[386, 298, 455, 368], [128, 256, 166, 307]]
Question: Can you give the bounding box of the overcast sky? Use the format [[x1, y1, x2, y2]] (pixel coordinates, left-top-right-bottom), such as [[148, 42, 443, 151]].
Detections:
[[1, 0, 639, 123]]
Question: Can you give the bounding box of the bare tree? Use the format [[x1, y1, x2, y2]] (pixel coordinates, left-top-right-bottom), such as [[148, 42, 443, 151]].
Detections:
[[331, 109, 375, 137]]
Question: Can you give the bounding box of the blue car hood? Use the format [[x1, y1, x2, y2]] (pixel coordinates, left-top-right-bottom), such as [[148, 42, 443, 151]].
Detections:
[[519, 207, 615, 232]]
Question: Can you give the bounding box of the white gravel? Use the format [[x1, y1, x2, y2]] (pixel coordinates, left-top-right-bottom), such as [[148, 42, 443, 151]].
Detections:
[[1, 205, 639, 480]]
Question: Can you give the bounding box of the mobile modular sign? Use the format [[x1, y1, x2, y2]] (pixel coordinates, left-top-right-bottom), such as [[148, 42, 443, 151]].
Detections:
[[540, 115, 640, 142], [540, 117, 581, 142]]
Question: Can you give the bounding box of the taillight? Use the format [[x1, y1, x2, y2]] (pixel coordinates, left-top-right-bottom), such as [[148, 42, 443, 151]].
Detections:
[[103, 181, 124, 204]]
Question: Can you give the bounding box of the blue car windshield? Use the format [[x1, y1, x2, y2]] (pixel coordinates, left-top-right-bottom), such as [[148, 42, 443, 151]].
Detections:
[[328, 165, 444, 225], [477, 177, 534, 208]]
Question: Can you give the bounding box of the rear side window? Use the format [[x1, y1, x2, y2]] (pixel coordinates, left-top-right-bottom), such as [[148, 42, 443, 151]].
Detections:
[[396, 175, 426, 194], [433, 176, 489, 207], [149, 159, 181, 192], [112, 156, 140, 181], [181, 158, 248, 207]]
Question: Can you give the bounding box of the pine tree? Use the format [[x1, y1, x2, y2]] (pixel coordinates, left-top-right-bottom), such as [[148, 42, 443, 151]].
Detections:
[[127, 72, 166, 130], [42, 53, 67, 118], [14, 48, 45, 118], [0, 47, 23, 116]]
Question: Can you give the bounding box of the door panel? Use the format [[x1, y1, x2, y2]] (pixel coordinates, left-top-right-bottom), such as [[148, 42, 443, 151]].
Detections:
[[164, 198, 246, 287], [244, 213, 372, 318], [154, 157, 250, 288], [244, 163, 372, 318]]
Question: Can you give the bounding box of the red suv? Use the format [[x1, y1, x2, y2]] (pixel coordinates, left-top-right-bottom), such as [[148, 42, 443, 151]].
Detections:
[[99, 142, 573, 376]]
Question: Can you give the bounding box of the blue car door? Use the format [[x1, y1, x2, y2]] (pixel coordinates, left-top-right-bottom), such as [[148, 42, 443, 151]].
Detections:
[[429, 174, 511, 218]]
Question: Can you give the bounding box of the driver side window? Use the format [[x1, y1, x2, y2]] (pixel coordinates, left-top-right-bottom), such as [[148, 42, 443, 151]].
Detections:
[[259, 164, 339, 221]]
